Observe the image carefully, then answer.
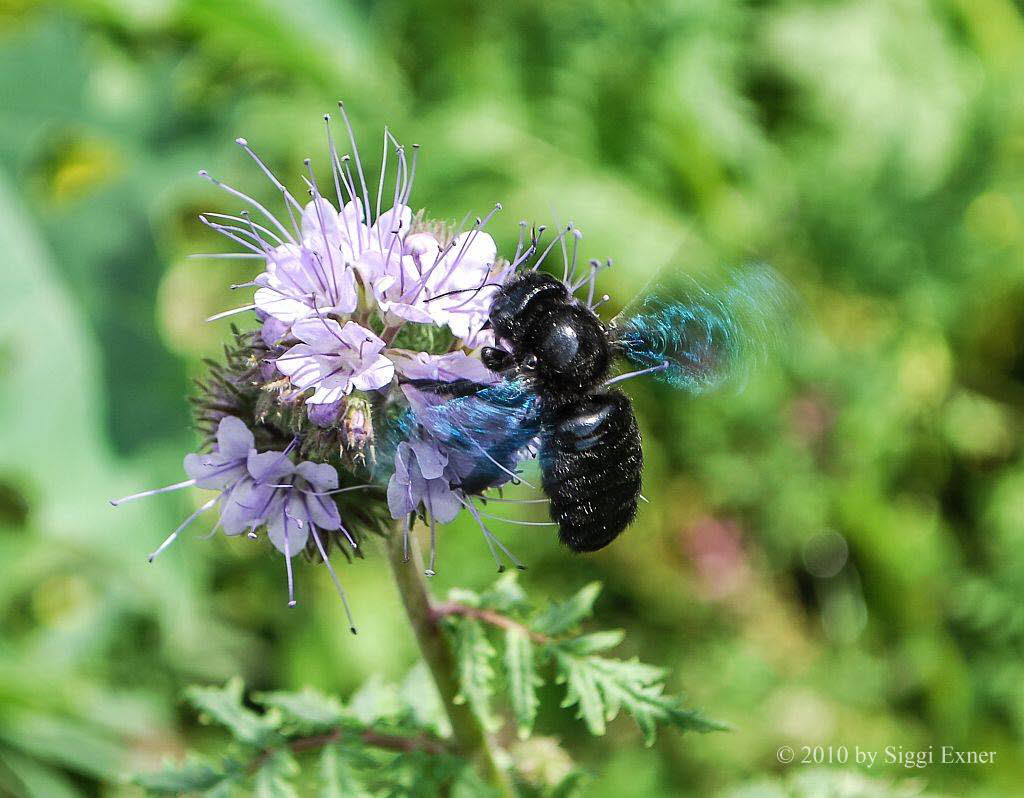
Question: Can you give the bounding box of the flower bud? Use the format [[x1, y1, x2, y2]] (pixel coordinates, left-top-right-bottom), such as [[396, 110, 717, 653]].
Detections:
[[340, 396, 375, 465]]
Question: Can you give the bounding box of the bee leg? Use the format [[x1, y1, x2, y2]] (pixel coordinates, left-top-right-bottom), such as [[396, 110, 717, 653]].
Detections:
[[462, 498, 526, 571]]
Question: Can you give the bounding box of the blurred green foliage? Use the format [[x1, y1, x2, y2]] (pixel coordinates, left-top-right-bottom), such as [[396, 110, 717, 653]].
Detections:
[[2, 0, 1024, 795]]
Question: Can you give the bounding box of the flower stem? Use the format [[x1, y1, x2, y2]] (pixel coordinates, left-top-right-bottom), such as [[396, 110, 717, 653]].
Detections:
[[384, 526, 518, 798]]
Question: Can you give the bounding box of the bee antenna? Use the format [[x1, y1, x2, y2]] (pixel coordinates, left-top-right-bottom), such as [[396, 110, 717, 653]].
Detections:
[[424, 281, 502, 305]]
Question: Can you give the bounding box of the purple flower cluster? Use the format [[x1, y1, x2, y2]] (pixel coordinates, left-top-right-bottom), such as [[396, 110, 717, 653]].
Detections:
[[222, 129, 509, 419], [113, 108, 546, 622], [112, 417, 361, 628]]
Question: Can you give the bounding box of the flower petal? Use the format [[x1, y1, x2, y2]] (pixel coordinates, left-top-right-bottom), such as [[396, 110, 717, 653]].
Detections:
[[389, 350, 495, 383], [379, 300, 436, 325], [275, 344, 321, 389], [301, 197, 342, 246], [338, 320, 386, 356], [254, 286, 311, 326], [445, 308, 493, 346], [371, 204, 412, 243], [309, 383, 351, 404], [303, 491, 342, 530], [296, 460, 339, 493], [340, 199, 365, 230], [216, 416, 255, 459], [260, 316, 290, 347], [387, 472, 417, 519], [183, 452, 246, 491], [409, 436, 448, 480], [247, 450, 296, 483], [267, 494, 311, 556], [350, 353, 395, 391], [291, 317, 347, 353], [405, 232, 442, 270], [393, 442, 412, 486], [323, 264, 359, 315], [423, 478, 461, 524], [219, 479, 268, 535], [434, 231, 496, 290]]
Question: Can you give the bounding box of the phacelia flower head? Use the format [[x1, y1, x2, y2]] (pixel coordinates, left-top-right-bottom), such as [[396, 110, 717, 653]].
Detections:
[[111, 416, 364, 630], [113, 105, 550, 625]]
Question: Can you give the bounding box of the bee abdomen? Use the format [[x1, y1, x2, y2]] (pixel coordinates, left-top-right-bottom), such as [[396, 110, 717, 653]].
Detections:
[[540, 392, 642, 552]]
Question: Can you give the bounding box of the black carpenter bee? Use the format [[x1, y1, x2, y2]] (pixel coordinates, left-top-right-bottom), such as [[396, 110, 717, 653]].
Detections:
[[396, 230, 790, 559], [481, 270, 644, 552]]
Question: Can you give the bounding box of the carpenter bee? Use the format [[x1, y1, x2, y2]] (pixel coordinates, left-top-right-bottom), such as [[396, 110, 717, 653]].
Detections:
[[398, 228, 791, 557], [480, 270, 644, 552]]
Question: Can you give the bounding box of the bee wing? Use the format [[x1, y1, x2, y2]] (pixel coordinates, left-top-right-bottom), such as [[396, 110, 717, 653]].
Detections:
[[396, 378, 542, 493], [609, 264, 795, 392]]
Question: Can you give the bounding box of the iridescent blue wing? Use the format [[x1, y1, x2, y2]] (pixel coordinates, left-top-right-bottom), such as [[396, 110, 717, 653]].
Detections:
[[610, 264, 794, 392], [381, 378, 541, 494]]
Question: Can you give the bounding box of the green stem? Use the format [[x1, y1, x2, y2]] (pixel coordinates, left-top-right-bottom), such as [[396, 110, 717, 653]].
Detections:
[[384, 526, 518, 798]]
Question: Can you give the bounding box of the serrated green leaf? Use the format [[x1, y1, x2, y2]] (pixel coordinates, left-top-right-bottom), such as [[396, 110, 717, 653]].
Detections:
[[253, 688, 345, 734], [399, 663, 452, 737], [133, 754, 238, 794], [556, 653, 605, 736], [399, 750, 471, 798], [253, 749, 299, 798], [583, 656, 668, 689], [348, 673, 403, 726], [479, 571, 530, 614], [531, 582, 602, 637], [450, 618, 499, 731], [185, 678, 281, 748], [556, 630, 625, 655], [319, 744, 371, 798], [553, 650, 726, 744], [504, 627, 541, 739]]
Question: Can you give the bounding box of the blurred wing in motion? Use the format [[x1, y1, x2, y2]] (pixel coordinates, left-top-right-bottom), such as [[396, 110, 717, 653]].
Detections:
[[390, 378, 542, 494], [610, 264, 794, 392]]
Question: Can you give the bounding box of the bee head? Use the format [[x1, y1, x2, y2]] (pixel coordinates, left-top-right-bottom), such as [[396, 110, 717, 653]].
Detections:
[[486, 272, 611, 394]]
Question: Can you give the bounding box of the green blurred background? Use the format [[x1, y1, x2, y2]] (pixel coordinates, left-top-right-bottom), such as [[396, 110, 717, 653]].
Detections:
[[2, 0, 1024, 795]]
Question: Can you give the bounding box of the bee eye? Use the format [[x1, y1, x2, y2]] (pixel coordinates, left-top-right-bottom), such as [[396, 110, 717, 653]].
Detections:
[[521, 353, 539, 372]]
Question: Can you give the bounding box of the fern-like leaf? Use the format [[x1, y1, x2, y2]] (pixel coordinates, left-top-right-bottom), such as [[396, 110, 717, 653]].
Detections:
[[253, 749, 299, 798], [185, 678, 281, 748], [553, 650, 727, 745], [450, 618, 499, 731], [318, 745, 372, 798], [504, 626, 542, 739], [253, 687, 345, 734], [132, 754, 241, 795], [531, 582, 601, 636]]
